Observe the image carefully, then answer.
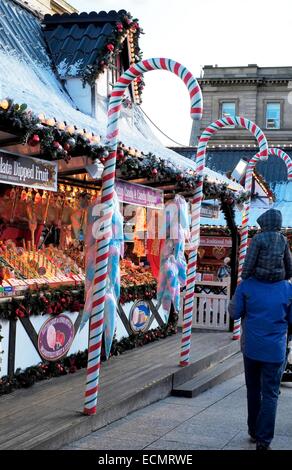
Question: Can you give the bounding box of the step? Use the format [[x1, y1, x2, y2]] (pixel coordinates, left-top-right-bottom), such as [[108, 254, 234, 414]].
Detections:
[[173, 338, 240, 388], [172, 352, 244, 398]]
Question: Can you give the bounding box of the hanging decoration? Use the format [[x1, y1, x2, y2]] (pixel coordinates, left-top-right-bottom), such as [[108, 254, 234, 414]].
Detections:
[[156, 195, 189, 322], [82, 192, 124, 359], [0, 285, 84, 321], [133, 206, 146, 258]]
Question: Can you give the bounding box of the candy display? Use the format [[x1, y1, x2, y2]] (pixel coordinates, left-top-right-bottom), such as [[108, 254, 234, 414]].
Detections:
[[0, 240, 84, 293], [120, 259, 156, 288]]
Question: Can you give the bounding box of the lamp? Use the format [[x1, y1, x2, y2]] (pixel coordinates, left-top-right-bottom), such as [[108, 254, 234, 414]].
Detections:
[[231, 158, 248, 182], [86, 160, 104, 180]]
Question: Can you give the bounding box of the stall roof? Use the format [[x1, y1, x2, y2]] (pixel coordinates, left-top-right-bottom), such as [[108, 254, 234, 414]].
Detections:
[[200, 182, 292, 228], [172, 147, 290, 184], [43, 10, 126, 79], [0, 0, 242, 191]]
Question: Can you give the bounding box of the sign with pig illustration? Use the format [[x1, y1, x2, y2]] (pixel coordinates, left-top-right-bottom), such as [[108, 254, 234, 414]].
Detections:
[[38, 315, 75, 361]]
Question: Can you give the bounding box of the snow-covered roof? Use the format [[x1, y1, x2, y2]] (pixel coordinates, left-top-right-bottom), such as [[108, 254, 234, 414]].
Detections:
[[0, 0, 243, 192], [0, 49, 243, 191], [201, 182, 292, 228]]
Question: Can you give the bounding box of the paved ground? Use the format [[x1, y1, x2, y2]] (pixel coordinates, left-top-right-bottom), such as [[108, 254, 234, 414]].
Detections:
[[0, 332, 239, 449], [63, 374, 292, 450]]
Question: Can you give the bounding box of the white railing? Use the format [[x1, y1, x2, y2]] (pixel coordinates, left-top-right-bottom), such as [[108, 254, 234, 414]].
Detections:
[[180, 280, 231, 331]]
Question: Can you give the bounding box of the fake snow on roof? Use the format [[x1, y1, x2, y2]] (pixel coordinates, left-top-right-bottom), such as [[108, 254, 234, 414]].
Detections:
[[201, 181, 292, 228], [0, 0, 243, 192], [0, 50, 244, 192], [56, 58, 85, 78]]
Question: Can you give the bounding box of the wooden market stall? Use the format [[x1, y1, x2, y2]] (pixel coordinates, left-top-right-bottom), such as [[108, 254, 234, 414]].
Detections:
[[0, 3, 247, 394]]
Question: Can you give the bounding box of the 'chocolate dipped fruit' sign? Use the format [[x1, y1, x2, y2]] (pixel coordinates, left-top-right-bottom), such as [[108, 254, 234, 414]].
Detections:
[[0, 150, 57, 191]]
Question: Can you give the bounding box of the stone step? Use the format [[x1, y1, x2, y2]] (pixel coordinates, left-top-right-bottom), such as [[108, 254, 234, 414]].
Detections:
[[172, 352, 244, 398], [173, 337, 240, 388]]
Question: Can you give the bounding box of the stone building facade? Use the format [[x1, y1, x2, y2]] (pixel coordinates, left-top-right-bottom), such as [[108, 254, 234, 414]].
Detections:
[[190, 64, 292, 147], [16, 0, 77, 15]]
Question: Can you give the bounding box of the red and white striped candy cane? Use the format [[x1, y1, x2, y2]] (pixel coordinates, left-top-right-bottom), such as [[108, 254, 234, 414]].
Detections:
[[233, 147, 292, 339], [180, 116, 268, 365], [83, 58, 203, 415]]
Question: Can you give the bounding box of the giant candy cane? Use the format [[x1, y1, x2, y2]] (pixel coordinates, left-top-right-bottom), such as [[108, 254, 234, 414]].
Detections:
[[233, 147, 292, 339], [83, 58, 203, 415], [180, 116, 268, 366]]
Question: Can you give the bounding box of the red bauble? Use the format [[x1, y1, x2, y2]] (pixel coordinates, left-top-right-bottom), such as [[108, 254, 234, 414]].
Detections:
[[152, 168, 158, 175], [106, 43, 115, 52], [53, 141, 61, 149], [117, 150, 124, 160], [63, 143, 70, 151], [28, 134, 40, 147]]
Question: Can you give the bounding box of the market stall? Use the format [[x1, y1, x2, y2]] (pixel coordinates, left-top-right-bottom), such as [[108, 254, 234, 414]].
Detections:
[[0, 165, 170, 378], [0, 67, 245, 394]]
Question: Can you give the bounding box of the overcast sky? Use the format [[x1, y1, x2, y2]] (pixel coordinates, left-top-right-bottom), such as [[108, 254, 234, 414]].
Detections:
[[70, 0, 292, 146]]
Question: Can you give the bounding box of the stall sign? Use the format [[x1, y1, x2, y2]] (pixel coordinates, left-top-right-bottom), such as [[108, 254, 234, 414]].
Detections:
[[0, 150, 57, 191], [129, 300, 151, 333], [200, 236, 232, 248], [201, 201, 219, 219], [38, 315, 74, 361], [115, 179, 164, 209]]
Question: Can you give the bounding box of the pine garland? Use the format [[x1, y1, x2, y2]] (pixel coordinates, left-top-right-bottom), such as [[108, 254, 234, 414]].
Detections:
[[81, 11, 145, 99], [0, 309, 178, 395], [0, 99, 110, 163], [0, 282, 159, 321], [0, 99, 250, 205]]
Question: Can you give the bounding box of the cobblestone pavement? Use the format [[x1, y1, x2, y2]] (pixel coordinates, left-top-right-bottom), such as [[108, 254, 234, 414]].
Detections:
[[63, 374, 292, 450]]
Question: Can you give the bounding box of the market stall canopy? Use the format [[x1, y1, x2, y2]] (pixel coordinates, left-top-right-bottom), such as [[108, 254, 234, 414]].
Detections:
[[173, 147, 290, 185], [200, 182, 292, 228], [0, 0, 242, 192]]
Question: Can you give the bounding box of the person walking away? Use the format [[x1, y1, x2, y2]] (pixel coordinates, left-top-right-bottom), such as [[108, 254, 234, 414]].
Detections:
[[229, 277, 292, 450]]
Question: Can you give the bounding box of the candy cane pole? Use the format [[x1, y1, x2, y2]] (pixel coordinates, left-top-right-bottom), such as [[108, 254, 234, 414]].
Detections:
[[83, 58, 203, 415], [233, 147, 292, 339], [180, 116, 268, 365]]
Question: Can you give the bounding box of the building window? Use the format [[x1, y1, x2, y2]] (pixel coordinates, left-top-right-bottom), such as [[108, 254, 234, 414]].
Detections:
[[266, 103, 281, 129], [221, 102, 236, 119], [107, 56, 121, 97]]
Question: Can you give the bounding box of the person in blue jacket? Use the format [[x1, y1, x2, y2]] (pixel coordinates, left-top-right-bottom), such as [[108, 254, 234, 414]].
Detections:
[[229, 278, 292, 450]]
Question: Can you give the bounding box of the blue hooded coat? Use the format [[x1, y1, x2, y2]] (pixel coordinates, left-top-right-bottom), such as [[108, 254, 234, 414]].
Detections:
[[229, 278, 292, 362], [242, 208, 292, 282]]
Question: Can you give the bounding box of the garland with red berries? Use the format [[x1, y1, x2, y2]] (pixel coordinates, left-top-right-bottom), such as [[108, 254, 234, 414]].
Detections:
[[0, 282, 158, 321], [0, 308, 178, 395], [82, 11, 145, 100], [0, 99, 249, 205], [0, 98, 110, 163]]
